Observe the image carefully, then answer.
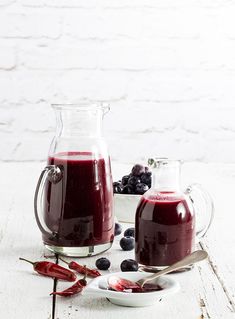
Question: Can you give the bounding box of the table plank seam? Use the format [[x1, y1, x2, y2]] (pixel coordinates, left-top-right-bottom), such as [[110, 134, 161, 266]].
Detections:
[[199, 242, 235, 313], [199, 295, 211, 319]]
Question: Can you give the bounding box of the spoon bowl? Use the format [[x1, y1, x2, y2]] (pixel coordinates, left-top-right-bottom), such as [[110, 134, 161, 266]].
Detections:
[[84, 271, 180, 307]]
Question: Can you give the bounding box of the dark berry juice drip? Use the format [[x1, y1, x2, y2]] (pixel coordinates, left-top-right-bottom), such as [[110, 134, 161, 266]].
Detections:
[[42, 152, 114, 247], [135, 192, 195, 267]]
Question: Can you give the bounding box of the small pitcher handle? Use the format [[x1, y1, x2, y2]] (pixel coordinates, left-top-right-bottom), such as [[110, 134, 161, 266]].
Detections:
[[34, 165, 63, 237], [185, 183, 214, 241]]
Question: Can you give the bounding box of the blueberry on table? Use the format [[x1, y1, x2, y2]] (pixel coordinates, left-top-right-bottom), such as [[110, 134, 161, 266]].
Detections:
[[131, 164, 145, 176], [120, 259, 138, 272], [95, 257, 111, 270], [114, 223, 122, 236], [120, 236, 135, 251], [122, 175, 130, 186], [122, 185, 134, 194], [135, 183, 149, 195], [124, 227, 135, 238]]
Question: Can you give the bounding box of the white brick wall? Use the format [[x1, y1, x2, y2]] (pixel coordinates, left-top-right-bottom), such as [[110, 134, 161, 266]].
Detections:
[[0, 0, 235, 163]]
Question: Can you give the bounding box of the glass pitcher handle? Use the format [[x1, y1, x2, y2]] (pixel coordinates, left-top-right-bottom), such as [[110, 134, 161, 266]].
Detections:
[[34, 165, 63, 237], [185, 183, 214, 240], [101, 103, 110, 116]]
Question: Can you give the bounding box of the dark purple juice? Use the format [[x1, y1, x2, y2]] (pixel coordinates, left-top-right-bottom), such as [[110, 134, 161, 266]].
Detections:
[[135, 192, 195, 267], [42, 152, 114, 247]]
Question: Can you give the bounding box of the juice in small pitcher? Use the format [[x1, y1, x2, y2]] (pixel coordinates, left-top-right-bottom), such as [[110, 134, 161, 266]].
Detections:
[[135, 192, 195, 267], [135, 158, 213, 270]]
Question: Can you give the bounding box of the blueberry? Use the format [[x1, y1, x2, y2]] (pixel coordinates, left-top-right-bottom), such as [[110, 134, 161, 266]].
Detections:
[[140, 172, 152, 188], [122, 175, 130, 186], [124, 227, 135, 238], [95, 257, 111, 270], [131, 164, 145, 176], [145, 166, 150, 173], [120, 259, 138, 272], [120, 236, 135, 251], [113, 181, 123, 194], [122, 185, 134, 194], [114, 185, 123, 194], [135, 183, 149, 195], [113, 181, 122, 186], [128, 176, 141, 187], [114, 222, 122, 236]]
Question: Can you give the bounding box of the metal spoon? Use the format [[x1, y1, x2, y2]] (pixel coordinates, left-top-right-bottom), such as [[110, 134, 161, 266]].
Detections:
[[137, 250, 208, 287]]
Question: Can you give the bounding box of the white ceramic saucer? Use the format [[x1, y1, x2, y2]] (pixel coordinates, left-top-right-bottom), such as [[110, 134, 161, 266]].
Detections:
[[84, 271, 180, 307]]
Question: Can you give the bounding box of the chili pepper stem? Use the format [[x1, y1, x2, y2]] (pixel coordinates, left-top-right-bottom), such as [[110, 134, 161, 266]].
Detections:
[[19, 257, 35, 266], [58, 257, 69, 265], [83, 266, 87, 280]]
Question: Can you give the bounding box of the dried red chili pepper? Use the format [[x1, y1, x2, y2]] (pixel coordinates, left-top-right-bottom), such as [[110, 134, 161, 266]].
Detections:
[[19, 257, 76, 282], [50, 273, 87, 297], [59, 257, 101, 278]]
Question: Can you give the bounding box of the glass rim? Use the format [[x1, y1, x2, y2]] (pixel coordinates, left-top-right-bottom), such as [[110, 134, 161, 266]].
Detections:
[[51, 103, 110, 112], [148, 158, 183, 168]]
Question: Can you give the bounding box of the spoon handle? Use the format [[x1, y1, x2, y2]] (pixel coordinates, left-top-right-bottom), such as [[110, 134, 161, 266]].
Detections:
[[139, 250, 208, 287]]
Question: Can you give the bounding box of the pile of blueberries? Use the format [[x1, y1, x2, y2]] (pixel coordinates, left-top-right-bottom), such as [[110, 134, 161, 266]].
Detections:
[[95, 223, 138, 272], [113, 164, 152, 195]]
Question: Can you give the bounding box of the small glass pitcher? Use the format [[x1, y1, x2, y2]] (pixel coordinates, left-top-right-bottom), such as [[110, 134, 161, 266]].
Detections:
[[34, 103, 114, 257], [135, 158, 214, 271]]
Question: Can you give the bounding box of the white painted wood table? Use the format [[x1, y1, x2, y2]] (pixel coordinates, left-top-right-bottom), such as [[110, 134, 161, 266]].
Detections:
[[0, 162, 235, 319]]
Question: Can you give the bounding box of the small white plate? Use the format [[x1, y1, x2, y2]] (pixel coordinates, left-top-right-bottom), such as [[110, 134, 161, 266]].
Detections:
[[114, 194, 141, 223], [85, 271, 180, 307]]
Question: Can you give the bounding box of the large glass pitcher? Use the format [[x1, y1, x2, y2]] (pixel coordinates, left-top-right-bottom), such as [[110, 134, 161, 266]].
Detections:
[[34, 103, 114, 257], [135, 158, 214, 271]]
